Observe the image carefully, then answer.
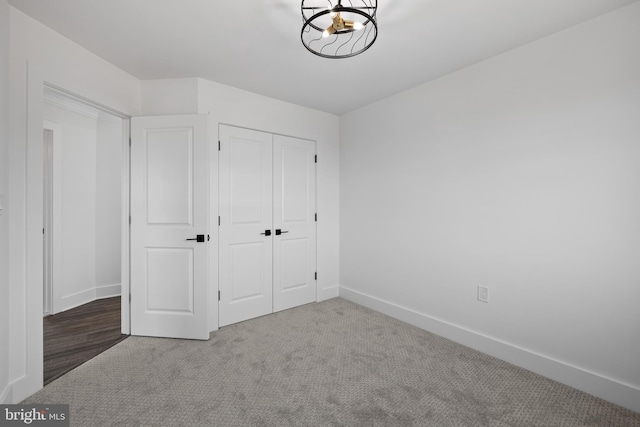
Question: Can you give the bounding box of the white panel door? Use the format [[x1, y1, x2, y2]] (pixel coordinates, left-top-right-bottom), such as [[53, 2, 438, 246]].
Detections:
[[219, 125, 273, 327], [273, 135, 317, 312], [130, 115, 209, 340]]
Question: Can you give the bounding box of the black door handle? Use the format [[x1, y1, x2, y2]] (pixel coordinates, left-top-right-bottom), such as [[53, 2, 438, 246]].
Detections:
[[275, 229, 289, 235], [260, 230, 272, 236], [186, 234, 206, 242]]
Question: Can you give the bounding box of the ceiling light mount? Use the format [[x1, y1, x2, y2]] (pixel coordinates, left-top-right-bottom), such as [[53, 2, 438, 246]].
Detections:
[[301, 0, 378, 59]]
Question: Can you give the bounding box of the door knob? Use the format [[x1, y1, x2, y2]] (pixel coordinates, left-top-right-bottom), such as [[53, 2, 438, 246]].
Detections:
[[186, 234, 206, 242], [260, 230, 272, 236], [275, 229, 289, 235]]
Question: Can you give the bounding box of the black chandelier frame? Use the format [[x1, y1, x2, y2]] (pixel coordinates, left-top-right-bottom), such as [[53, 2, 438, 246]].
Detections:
[[301, 1, 378, 59]]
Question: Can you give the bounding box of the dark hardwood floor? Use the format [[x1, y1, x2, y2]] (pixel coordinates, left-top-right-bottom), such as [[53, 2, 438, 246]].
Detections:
[[44, 296, 128, 385]]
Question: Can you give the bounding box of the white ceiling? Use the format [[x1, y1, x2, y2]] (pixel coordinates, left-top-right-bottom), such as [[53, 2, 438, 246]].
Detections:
[[8, 0, 638, 115]]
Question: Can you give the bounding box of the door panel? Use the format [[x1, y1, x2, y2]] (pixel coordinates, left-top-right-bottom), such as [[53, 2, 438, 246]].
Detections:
[[219, 125, 273, 327], [146, 129, 194, 225], [130, 115, 209, 340], [230, 138, 269, 225], [281, 145, 310, 222], [230, 242, 267, 300], [145, 248, 194, 312], [273, 135, 316, 312], [280, 238, 309, 291]]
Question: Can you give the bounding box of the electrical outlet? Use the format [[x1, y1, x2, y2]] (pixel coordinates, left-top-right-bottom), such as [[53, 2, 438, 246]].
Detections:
[[477, 286, 489, 303]]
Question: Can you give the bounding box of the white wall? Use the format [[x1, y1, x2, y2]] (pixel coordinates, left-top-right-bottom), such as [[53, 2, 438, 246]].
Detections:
[[95, 113, 123, 294], [42, 102, 122, 312], [0, 0, 11, 404], [8, 6, 140, 403], [141, 78, 198, 115], [44, 103, 97, 310], [340, 2, 640, 412], [139, 77, 341, 331]]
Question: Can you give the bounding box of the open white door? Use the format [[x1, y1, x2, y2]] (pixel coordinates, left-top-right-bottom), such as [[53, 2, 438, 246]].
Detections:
[[130, 115, 209, 340], [273, 135, 317, 312]]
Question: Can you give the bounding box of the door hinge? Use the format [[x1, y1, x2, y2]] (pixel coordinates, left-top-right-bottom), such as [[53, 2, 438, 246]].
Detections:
[[315, 213, 317, 222], [314, 154, 317, 163], [218, 290, 221, 301], [314, 272, 317, 281], [207, 235, 210, 241], [218, 140, 221, 151], [129, 215, 131, 225], [218, 216, 220, 226]]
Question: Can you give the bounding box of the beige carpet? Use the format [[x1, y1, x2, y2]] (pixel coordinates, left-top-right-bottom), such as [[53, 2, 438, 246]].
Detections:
[[24, 298, 640, 426]]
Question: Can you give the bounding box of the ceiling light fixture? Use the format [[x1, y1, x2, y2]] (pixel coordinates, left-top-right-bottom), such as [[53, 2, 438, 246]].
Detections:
[[301, 0, 378, 59]]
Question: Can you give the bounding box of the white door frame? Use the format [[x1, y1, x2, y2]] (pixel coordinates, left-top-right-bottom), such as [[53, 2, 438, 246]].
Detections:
[[40, 83, 132, 332], [42, 128, 53, 317], [120, 118, 131, 334], [41, 123, 60, 317], [21, 71, 132, 399]]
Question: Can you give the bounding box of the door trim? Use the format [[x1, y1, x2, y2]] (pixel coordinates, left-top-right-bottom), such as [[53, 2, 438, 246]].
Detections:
[[42, 121, 61, 316], [121, 118, 131, 334]]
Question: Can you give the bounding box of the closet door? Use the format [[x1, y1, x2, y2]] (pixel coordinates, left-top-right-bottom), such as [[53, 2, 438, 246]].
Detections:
[[219, 125, 273, 327], [273, 135, 317, 312]]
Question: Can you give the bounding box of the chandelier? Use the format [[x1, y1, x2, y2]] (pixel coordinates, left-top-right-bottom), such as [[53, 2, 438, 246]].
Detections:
[[301, 0, 378, 59]]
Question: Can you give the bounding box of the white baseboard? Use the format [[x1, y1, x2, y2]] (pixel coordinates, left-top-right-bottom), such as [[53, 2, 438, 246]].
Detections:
[[339, 286, 640, 413], [95, 283, 121, 300], [59, 283, 121, 313], [60, 288, 95, 312], [6, 373, 41, 404], [317, 285, 339, 302], [0, 383, 12, 404]]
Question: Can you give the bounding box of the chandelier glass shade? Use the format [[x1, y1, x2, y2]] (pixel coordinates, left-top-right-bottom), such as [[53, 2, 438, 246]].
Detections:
[[301, 0, 378, 59]]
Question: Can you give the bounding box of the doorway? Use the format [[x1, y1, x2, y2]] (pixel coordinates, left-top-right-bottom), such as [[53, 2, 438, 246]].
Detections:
[[42, 85, 129, 383]]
